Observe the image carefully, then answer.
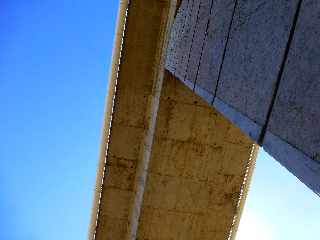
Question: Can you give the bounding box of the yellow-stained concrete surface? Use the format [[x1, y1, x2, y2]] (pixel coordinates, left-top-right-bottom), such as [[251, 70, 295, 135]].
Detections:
[[93, 0, 176, 239], [136, 72, 255, 240], [91, 0, 257, 239], [88, 0, 129, 239]]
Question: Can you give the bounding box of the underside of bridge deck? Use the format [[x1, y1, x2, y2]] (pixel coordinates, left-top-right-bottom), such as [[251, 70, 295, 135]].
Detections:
[[166, 0, 320, 195], [88, 0, 257, 239]]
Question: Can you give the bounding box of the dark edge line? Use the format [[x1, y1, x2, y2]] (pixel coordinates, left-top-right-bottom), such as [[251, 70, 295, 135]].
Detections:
[[169, 0, 188, 70], [167, 0, 188, 72], [258, 0, 303, 145], [211, 0, 239, 105], [174, 0, 183, 17], [183, 0, 202, 83], [172, 0, 192, 74], [193, 0, 215, 91], [263, 131, 320, 196], [176, 0, 195, 78]]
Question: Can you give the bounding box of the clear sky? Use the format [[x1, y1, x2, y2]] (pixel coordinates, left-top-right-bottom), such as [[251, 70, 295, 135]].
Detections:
[[1, 1, 118, 239], [1, 1, 319, 240], [236, 149, 320, 240]]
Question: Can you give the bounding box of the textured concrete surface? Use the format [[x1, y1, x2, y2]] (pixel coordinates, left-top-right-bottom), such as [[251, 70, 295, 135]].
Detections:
[[93, 0, 257, 239], [216, 0, 299, 127], [166, 0, 193, 75], [213, 97, 262, 142], [267, 0, 320, 162], [185, 0, 212, 88], [165, 0, 320, 195], [166, 0, 238, 101], [264, 132, 320, 196], [93, 0, 320, 238], [136, 72, 256, 240], [196, 0, 236, 100], [265, 0, 320, 194], [94, 1, 172, 239], [166, 0, 190, 73], [175, 0, 201, 84]]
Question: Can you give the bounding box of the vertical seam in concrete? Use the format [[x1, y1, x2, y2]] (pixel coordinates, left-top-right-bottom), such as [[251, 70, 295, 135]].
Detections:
[[172, 0, 190, 73], [258, 0, 303, 145], [176, 0, 195, 76], [180, 0, 191, 34], [183, 0, 201, 81], [193, 0, 215, 90], [89, 1, 131, 239], [228, 144, 259, 240], [211, 0, 239, 105], [125, 1, 177, 239], [174, 0, 183, 17]]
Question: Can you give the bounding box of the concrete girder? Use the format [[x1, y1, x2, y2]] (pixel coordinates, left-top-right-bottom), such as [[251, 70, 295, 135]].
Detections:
[[136, 72, 257, 240], [166, 0, 320, 195], [89, 0, 257, 239]]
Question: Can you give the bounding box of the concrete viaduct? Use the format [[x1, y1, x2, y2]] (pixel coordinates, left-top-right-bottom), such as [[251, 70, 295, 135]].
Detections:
[[88, 0, 320, 239]]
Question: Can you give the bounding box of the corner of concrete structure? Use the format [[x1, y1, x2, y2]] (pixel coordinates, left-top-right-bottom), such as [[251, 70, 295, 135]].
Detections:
[[264, 131, 320, 196], [213, 97, 262, 142], [194, 84, 214, 106]]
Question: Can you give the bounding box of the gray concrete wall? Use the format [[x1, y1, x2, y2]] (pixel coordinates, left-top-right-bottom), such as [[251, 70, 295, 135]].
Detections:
[[264, 0, 320, 195], [166, 0, 320, 196]]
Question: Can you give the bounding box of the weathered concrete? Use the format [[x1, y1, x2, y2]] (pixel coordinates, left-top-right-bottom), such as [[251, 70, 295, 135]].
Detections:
[[88, 0, 129, 239], [213, 97, 262, 142], [167, 0, 237, 101], [166, 0, 189, 73], [166, 0, 320, 195], [166, 0, 193, 74], [264, 132, 320, 196], [215, 0, 300, 141], [91, 0, 257, 239], [265, 0, 320, 195], [92, 0, 176, 239], [195, 0, 236, 102], [136, 72, 257, 240], [94, 65, 257, 239], [176, 0, 201, 84], [185, 0, 212, 88], [267, 0, 320, 162]]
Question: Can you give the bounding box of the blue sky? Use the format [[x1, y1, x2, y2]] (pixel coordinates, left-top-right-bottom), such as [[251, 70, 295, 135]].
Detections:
[[1, 1, 319, 240], [237, 150, 320, 240], [0, 1, 118, 239]]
